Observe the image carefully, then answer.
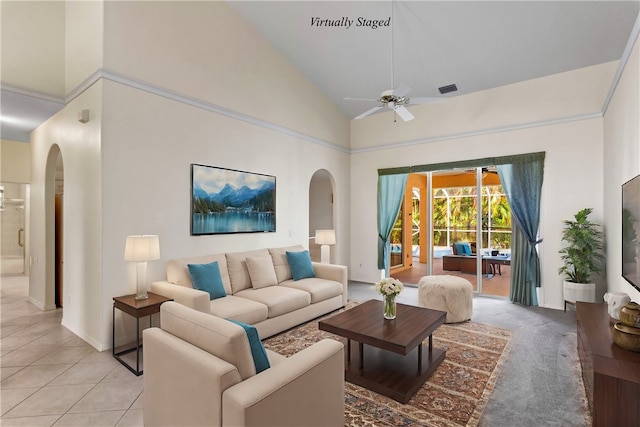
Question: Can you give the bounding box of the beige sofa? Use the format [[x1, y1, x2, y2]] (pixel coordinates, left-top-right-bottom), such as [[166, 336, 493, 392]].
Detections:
[[150, 245, 348, 339], [143, 301, 345, 426]]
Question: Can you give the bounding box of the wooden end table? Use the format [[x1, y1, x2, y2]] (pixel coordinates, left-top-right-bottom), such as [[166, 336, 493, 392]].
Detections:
[[112, 292, 173, 376], [319, 299, 446, 403]]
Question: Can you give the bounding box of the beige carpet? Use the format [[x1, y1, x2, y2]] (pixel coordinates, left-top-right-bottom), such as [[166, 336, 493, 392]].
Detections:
[[263, 304, 513, 427]]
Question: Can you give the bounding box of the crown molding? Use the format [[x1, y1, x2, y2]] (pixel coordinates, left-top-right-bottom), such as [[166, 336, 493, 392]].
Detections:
[[350, 112, 603, 154], [65, 68, 350, 154], [602, 12, 640, 115], [1, 84, 64, 105], [31, 45, 629, 157]]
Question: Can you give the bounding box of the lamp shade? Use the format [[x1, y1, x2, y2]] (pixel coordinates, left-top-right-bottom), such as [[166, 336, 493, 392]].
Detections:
[[124, 235, 160, 262], [315, 229, 336, 245]]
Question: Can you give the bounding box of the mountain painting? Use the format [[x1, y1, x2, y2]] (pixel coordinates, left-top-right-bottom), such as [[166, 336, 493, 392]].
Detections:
[[191, 164, 276, 235]]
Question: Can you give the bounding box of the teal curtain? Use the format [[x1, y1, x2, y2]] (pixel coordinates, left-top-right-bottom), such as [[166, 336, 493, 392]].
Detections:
[[509, 226, 540, 305], [377, 174, 408, 275], [497, 154, 545, 305]]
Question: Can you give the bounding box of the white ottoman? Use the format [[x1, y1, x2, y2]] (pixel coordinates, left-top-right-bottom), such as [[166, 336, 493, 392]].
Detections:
[[418, 275, 473, 323]]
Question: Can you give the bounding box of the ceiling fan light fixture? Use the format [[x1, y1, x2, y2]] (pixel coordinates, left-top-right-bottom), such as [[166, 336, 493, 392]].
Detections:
[[438, 83, 458, 94]]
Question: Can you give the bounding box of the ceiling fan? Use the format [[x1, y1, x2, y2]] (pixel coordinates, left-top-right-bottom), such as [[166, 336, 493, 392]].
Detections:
[[347, 84, 446, 121], [345, 1, 447, 122]]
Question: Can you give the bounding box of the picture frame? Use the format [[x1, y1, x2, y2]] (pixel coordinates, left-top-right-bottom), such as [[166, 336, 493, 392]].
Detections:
[[191, 164, 276, 235]]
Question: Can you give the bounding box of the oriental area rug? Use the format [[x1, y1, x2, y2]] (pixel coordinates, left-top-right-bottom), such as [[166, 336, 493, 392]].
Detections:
[[263, 303, 513, 427]]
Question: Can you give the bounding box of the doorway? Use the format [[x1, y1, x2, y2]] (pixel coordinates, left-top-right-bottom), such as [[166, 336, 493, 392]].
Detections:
[[0, 182, 28, 275], [309, 169, 335, 263], [391, 167, 511, 297], [54, 152, 64, 307]]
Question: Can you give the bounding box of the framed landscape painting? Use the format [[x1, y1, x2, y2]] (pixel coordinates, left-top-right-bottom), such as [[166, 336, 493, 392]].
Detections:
[[191, 164, 276, 235]]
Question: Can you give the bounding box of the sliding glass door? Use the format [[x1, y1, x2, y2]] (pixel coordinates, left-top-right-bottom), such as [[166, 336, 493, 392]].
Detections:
[[392, 166, 512, 297]]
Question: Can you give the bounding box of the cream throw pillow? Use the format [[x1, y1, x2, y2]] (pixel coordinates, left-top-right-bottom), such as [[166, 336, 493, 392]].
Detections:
[[246, 256, 278, 289]]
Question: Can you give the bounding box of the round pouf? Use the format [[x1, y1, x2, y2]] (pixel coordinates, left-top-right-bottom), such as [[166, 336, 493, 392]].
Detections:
[[418, 275, 473, 323]]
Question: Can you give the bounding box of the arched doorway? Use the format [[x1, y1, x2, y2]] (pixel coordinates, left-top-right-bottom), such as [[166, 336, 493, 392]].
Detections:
[[308, 169, 336, 263], [45, 145, 64, 309]]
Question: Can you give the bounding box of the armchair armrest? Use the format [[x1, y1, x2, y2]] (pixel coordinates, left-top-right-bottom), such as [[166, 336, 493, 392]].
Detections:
[[222, 339, 344, 427], [150, 281, 210, 313], [312, 263, 348, 305]]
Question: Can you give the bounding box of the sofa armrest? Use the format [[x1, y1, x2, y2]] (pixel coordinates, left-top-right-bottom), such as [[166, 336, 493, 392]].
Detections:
[[150, 281, 210, 313], [222, 339, 344, 427], [312, 263, 348, 305], [143, 328, 243, 427]]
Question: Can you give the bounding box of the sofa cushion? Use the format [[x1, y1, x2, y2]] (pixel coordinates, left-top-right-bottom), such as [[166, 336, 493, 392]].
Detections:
[[454, 242, 472, 255], [209, 295, 269, 325], [187, 261, 226, 300], [268, 245, 305, 283], [166, 254, 232, 295], [279, 278, 343, 304], [246, 256, 278, 289], [160, 301, 257, 380], [227, 319, 270, 374], [286, 250, 316, 281], [234, 286, 311, 318], [227, 249, 270, 294]]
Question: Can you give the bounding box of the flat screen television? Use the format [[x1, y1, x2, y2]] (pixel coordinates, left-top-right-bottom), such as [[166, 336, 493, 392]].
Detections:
[[622, 174, 640, 292]]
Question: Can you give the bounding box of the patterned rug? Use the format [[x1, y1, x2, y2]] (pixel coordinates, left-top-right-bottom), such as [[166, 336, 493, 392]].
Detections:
[[263, 304, 513, 427]]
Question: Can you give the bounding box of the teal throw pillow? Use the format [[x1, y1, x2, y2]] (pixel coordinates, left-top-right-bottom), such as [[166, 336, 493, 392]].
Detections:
[[286, 250, 315, 281], [455, 243, 472, 256], [227, 319, 270, 374], [187, 261, 226, 300]]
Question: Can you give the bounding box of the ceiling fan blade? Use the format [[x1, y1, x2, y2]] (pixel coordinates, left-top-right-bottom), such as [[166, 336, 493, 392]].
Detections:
[[344, 97, 378, 102], [408, 96, 448, 105], [394, 105, 414, 122], [392, 83, 412, 98], [354, 106, 383, 120]]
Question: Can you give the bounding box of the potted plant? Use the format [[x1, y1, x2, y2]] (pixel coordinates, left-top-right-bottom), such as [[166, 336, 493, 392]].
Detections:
[[559, 208, 605, 308]]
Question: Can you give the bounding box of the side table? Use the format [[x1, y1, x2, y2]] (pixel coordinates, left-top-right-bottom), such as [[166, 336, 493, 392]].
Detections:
[[112, 292, 173, 376]]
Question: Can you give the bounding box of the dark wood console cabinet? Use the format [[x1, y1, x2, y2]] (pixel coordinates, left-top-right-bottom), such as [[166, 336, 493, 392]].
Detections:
[[576, 302, 640, 426]]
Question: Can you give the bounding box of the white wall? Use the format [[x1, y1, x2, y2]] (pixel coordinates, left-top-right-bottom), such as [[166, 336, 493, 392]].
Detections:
[[603, 33, 640, 303], [0, 1, 65, 97], [1, 139, 31, 183], [350, 63, 614, 310], [30, 82, 103, 348], [102, 1, 349, 149], [30, 1, 350, 350], [65, 0, 103, 93]]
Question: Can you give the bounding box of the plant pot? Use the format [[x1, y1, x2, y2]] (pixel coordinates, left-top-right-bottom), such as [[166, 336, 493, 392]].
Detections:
[[563, 281, 596, 304]]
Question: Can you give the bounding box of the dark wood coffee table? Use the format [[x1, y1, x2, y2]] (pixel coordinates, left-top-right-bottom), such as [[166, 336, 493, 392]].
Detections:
[[319, 299, 446, 403]]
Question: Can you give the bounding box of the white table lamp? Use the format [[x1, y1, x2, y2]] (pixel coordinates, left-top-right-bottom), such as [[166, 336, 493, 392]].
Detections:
[[315, 229, 336, 264], [124, 235, 160, 300]]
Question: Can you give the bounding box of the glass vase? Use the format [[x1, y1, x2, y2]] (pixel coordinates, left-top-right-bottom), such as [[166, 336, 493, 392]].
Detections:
[[383, 294, 397, 319]]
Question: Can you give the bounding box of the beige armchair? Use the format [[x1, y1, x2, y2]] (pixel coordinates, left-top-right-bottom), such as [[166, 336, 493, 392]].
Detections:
[[143, 302, 344, 426]]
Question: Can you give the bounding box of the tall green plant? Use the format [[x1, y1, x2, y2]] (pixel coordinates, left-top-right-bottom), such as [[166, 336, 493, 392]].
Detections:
[[558, 208, 605, 283]]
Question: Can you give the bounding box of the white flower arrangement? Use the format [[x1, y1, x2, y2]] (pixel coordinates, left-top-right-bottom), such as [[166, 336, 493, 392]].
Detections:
[[374, 277, 404, 297]]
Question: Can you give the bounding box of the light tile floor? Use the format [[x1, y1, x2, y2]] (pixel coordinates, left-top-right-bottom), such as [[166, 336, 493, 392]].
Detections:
[[1, 274, 144, 427]]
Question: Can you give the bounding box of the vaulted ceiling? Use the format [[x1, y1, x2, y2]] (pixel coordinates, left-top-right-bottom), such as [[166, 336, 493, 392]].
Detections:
[[229, 1, 639, 119], [2, 1, 638, 142]]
